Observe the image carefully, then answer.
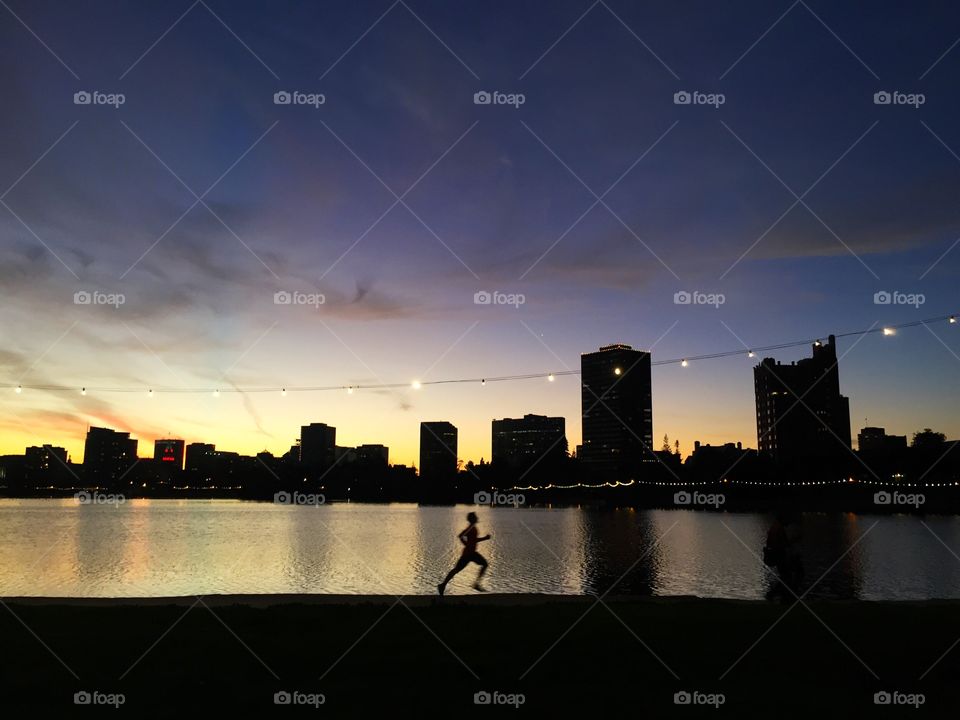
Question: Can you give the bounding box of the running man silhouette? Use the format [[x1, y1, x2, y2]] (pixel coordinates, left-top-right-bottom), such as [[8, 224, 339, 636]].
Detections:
[[438, 511, 490, 595]]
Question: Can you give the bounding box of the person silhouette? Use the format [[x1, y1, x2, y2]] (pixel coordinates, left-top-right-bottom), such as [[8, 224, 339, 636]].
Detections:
[[438, 511, 490, 595], [763, 510, 804, 601]]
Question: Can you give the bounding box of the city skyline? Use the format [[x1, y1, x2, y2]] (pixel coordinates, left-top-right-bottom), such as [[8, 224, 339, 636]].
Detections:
[[3, 325, 957, 469], [2, 1, 960, 467]]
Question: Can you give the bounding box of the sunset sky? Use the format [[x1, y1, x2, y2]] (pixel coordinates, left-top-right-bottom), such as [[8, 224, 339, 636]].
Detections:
[[1, 0, 959, 467]]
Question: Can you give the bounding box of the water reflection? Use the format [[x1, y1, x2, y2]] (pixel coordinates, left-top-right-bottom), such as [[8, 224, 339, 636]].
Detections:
[[0, 499, 957, 599]]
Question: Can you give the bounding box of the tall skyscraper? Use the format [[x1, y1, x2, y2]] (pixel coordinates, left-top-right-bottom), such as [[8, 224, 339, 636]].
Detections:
[[185, 443, 215, 473], [153, 439, 185, 470], [83, 427, 138, 485], [300, 423, 337, 470], [754, 335, 852, 462], [580, 344, 653, 478], [419, 421, 457, 480], [491, 414, 567, 474]]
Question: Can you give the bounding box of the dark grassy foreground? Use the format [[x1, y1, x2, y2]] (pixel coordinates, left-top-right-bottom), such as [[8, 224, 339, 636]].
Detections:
[[0, 595, 957, 717]]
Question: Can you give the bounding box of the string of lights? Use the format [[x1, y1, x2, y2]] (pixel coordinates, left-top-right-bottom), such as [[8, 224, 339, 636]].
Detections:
[[508, 477, 960, 491], [3, 312, 956, 396]]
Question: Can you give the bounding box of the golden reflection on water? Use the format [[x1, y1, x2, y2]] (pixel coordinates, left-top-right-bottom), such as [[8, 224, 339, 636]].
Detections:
[[0, 499, 958, 598]]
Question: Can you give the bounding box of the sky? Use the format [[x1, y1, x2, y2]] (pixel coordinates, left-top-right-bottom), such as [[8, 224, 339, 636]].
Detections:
[[0, 0, 958, 467]]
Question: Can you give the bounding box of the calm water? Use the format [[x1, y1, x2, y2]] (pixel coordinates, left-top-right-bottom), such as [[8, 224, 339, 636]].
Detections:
[[1, 499, 959, 599]]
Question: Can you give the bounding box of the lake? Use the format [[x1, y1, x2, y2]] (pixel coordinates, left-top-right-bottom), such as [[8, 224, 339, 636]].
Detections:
[[1, 499, 958, 599]]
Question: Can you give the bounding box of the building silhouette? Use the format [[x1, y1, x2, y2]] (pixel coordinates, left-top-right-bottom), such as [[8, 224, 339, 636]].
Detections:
[[300, 423, 336, 471], [419, 421, 457, 480], [580, 343, 653, 478], [356, 444, 389, 466], [83, 427, 137, 485], [858, 426, 907, 454], [754, 335, 851, 463], [491, 414, 566, 476], [153, 439, 185, 470], [185, 443, 215, 473]]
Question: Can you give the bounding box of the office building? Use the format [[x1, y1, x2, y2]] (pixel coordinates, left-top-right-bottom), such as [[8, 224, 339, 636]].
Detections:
[[420, 422, 457, 479], [754, 335, 851, 462], [491, 414, 566, 473], [580, 343, 653, 478]]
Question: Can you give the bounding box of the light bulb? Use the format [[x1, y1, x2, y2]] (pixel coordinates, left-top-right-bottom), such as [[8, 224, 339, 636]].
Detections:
[[882, 327, 895, 336], [281, 388, 287, 396], [81, 387, 86, 395], [481, 379, 486, 386], [614, 367, 621, 376], [681, 359, 688, 367], [213, 389, 220, 398], [747, 351, 755, 358], [547, 373, 555, 382], [347, 386, 354, 394], [148, 389, 154, 397], [15, 385, 22, 394], [950, 316, 956, 324], [412, 380, 422, 390]]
